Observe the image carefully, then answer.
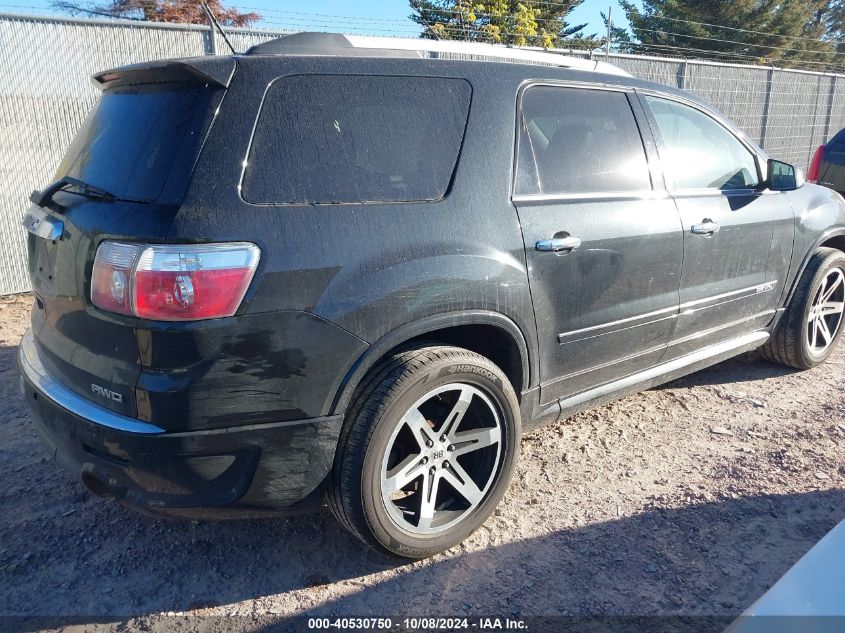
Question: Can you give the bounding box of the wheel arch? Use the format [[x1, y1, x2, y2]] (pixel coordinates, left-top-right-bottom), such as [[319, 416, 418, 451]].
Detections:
[[328, 311, 533, 416], [780, 228, 845, 313], [820, 232, 845, 254]]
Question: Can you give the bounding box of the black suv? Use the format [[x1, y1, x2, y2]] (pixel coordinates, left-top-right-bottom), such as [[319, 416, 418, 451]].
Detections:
[[19, 33, 845, 558]]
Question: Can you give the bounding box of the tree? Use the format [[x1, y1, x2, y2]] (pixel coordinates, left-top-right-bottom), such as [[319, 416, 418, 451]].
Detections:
[[52, 0, 260, 27], [817, 0, 845, 52], [409, 0, 601, 49], [617, 0, 837, 70]]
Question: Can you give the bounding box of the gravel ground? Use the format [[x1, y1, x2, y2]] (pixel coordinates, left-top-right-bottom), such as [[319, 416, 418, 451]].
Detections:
[[1, 292, 843, 632]]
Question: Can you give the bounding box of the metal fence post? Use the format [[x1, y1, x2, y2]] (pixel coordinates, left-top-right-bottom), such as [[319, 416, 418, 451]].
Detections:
[[759, 66, 775, 149], [203, 27, 216, 55], [202, 6, 217, 55], [824, 75, 837, 142]]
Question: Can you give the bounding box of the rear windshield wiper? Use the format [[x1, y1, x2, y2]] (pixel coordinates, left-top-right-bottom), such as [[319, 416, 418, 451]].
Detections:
[[30, 176, 118, 207]]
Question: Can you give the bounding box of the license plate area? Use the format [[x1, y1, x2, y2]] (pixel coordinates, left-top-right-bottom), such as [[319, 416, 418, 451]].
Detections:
[[23, 207, 61, 297], [30, 234, 58, 298], [22, 205, 63, 240]]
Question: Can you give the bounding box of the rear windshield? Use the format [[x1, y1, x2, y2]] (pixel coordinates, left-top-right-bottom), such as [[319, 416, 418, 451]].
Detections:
[[56, 84, 217, 202], [242, 75, 472, 204]]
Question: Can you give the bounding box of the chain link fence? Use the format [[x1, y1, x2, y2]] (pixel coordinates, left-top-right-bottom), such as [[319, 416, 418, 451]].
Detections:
[[0, 13, 288, 295], [2, 12, 844, 295], [600, 53, 845, 170]]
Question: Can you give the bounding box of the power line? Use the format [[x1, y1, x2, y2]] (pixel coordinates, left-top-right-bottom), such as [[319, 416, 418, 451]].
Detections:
[[238, 6, 419, 26], [521, 0, 837, 46], [256, 9, 843, 66], [400, 2, 845, 64], [631, 11, 837, 46], [250, 19, 416, 35], [253, 14, 599, 43], [7, 0, 839, 50], [246, 5, 841, 61], [631, 25, 842, 58], [630, 41, 845, 70], [241, 4, 589, 35], [630, 42, 773, 63], [3, 2, 844, 71]]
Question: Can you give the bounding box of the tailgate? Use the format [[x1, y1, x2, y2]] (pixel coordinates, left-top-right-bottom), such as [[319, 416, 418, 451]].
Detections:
[[24, 69, 227, 416]]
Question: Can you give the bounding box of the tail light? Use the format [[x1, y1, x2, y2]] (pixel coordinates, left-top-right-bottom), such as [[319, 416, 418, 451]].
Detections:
[[91, 241, 260, 321], [807, 145, 825, 183]]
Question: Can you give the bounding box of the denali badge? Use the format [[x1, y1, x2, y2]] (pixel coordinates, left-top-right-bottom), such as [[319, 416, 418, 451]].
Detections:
[[91, 383, 123, 403]]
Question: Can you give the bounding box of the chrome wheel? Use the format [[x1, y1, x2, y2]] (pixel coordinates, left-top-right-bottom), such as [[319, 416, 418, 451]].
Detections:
[[379, 383, 503, 535], [807, 268, 845, 354]]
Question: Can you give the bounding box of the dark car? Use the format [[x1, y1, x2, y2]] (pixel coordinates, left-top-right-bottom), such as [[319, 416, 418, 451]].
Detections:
[[808, 129, 845, 196], [18, 33, 845, 559]]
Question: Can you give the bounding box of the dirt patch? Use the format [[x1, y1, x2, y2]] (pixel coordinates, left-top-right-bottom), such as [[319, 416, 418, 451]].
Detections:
[[0, 293, 843, 630]]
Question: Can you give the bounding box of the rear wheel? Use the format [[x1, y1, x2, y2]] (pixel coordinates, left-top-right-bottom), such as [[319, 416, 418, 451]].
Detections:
[[761, 247, 845, 369], [327, 344, 521, 559]]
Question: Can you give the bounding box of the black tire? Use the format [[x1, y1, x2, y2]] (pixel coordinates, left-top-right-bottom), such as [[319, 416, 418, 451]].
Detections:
[[327, 344, 521, 559], [761, 247, 845, 369]]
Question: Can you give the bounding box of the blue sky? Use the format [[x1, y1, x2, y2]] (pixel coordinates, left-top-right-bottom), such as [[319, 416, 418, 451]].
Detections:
[[5, 0, 631, 37]]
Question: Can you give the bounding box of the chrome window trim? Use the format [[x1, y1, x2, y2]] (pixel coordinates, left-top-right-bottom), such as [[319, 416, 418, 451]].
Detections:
[[516, 79, 632, 94], [237, 73, 472, 207], [511, 81, 656, 201], [514, 190, 669, 204], [18, 329, 165, 435]]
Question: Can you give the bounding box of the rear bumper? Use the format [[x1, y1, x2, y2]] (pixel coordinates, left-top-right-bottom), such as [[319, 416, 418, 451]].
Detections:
[[18, 329, 343, 519]]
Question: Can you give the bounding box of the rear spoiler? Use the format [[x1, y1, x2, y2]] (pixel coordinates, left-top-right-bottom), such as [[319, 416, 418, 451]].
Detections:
[[92, 57, 236, 91]]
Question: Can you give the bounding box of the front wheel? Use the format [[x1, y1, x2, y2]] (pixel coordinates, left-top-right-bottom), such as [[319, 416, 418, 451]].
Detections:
[[761, 247, 845, 369], [327, 344, 521, 559]]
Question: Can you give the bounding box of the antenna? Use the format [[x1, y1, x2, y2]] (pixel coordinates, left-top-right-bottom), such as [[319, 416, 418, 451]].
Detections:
[[202, 2, 237, 55]]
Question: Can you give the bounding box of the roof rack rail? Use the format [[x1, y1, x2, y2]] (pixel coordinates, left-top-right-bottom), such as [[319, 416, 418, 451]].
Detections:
[[245, 32, 423, 58], [244, 32, 630, 77]]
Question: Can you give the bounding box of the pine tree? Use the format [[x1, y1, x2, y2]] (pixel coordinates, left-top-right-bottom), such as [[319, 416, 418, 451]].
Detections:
[[409, 0, 600, 49], [817, 0, 845, 52], [618, 0, 837, 70]]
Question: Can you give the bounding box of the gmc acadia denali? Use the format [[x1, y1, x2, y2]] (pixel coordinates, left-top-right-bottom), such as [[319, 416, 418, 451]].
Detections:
[[19, 33, 845, 558]]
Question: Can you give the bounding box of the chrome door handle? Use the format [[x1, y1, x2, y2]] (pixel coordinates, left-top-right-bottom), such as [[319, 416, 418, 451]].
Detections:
[[691, 220, 720, 235], [536, 236, 582, 252]]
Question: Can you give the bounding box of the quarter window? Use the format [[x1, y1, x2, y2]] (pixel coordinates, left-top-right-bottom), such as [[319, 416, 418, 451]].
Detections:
[[242, 75, 471, 204], [644, 96, 759, 190], [515, 86, 651, 196]]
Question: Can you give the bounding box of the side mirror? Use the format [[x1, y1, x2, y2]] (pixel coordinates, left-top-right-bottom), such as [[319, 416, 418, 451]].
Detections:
[[767, 159, 803, 191]]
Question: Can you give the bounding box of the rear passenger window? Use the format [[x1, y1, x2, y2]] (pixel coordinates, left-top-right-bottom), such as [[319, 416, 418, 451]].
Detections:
[[242, 75, 471, 204], [515, 86, 651, 196]]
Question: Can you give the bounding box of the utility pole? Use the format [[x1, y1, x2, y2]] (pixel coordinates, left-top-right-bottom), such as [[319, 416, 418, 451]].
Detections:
[[606, 5, 612, 61]]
